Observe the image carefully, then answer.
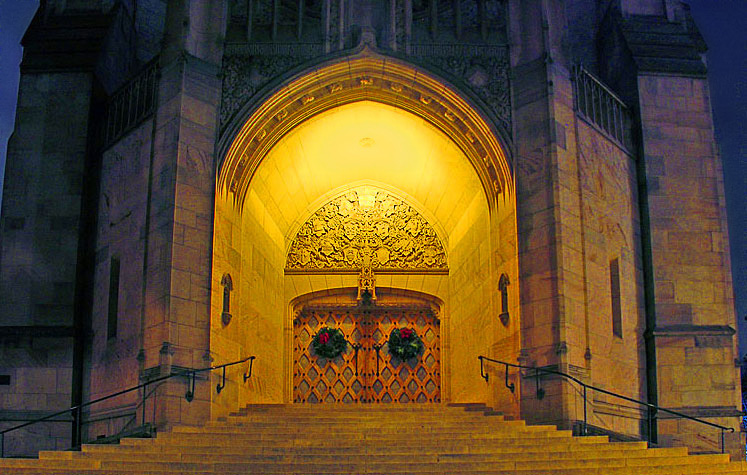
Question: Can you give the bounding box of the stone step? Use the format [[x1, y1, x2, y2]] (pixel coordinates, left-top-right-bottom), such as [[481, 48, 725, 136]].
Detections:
[[120, 432, 609, 450], [204, 416, 509, 426], [150, 431, 576, 446], [80, 437, 621, 456], [15, 452, 731, 474], [5, 456, 747, 475], [173, 422, 530, 434], [224, 413, 500, 422], [0, 459, 101, 470], [1, 404, 744, 475], [55, 446, 689, 464], [3, 469, 745, 475], [78, 454, 740, 473]]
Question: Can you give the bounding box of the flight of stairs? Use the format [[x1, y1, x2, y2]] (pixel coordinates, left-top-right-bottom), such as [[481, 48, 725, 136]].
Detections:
[[2, 404, 746, 474]]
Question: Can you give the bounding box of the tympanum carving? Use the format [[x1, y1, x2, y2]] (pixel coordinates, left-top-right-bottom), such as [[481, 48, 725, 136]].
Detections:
[[286, 189, 447, 271]]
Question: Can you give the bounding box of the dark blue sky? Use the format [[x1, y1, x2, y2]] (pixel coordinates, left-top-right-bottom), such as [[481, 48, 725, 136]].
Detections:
[[0, 1, 745, 351]]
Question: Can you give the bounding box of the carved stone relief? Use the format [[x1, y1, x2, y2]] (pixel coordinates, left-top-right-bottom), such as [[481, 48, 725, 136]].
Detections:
[[220, 54, 310, 130], [286, 189, 447, 271], [414, 52, 511, 131], [221, 48, 512, 135]]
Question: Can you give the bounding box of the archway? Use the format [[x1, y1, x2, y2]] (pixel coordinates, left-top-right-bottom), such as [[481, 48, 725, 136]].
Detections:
[[291, 287, 443, 404], [210, 52, 519, 415]]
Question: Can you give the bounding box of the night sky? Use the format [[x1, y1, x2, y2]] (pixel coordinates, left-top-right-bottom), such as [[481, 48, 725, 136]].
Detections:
[[0, 1, 745, 351]]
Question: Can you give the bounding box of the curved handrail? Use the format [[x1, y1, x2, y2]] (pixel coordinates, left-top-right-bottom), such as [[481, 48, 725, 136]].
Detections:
[[0, 355, 256, 457], [478, 355, 734, 453]]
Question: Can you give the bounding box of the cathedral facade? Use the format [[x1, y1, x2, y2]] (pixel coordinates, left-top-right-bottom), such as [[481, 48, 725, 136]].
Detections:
[[0, 0, 740, 457]]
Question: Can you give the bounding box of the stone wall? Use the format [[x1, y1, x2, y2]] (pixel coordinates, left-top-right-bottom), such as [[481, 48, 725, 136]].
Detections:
[[447, 190, 492, 404], [0, 71, 93, 456], [637, 73, 741, 454], [85, 119, 153, 440], [576, 120, 647, 437], [0, 334, 73, 456]]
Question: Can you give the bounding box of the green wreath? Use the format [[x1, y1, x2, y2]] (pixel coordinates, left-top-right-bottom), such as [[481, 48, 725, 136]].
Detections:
[[388, 327, 424, 360], [311, 327, 347, 359]]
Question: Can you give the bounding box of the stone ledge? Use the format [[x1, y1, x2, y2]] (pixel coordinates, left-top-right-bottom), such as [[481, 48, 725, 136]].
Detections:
[[652, 324, 735, 337], [0, 326, 75, 338], [655, 405, 742, 420]]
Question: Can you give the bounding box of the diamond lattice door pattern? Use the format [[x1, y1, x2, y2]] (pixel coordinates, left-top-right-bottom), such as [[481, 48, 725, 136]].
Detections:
[[293, 306, 441, 403]]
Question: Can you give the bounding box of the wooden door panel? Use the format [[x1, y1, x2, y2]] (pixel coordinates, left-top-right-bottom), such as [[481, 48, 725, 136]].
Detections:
[[367, 308, 441, 403], [293, 305, 440, 403], [293, 309, 364, 403]]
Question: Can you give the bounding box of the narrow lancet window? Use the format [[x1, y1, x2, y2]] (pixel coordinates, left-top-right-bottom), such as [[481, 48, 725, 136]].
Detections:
[[221, 273, 234, 325], [610, 258, 622, 338], [498, 273, 510, 325], [107, 257, 121, 340]]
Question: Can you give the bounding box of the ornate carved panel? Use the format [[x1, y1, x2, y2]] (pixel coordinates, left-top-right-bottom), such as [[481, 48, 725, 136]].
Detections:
[[413, 50, 511, 132], [220, 53, 314, 131], [286, 189, 447, 271], [293, 305, 441, 403]]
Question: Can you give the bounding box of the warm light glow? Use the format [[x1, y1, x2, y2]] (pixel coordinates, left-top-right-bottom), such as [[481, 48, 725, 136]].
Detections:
[[246, 101, 485, 244]]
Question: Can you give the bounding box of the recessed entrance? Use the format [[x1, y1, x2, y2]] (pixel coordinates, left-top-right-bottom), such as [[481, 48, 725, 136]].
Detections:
[[212, 54, 518, 412], [293, 301, 441, 404]]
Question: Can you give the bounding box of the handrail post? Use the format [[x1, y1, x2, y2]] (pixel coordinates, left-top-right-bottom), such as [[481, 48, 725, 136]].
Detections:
[[535, 368, 544, 400], [504, 363, 514, 393], [243, 356, 255, 382], [720, 428, 725, 454], [583, 385, 588, 435], [647, 407, 654, 445], [479, 356, 488, 382], [141, 381, 147, 427], [75, 406, 82, 448], [216, 365, 227, 394], [185, 371, 196, 402]]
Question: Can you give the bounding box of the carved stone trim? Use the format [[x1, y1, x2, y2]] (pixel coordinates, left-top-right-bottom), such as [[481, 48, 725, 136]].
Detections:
[[219, 47, 513, 213], [286, 188, 448, 272], [357, 266, 376, 301], [652, 324, 736, 337]]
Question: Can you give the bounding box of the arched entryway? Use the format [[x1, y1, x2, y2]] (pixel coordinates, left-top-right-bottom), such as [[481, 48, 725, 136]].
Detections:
[[292, 288, 442, 404], [210, 49, 519, 415]]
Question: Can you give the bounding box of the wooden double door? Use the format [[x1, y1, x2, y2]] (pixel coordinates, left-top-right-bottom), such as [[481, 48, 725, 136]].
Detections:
[[293, 305, 441, 403]]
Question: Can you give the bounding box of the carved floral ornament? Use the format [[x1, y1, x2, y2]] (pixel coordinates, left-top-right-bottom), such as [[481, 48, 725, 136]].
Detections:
[[219, 50, 513, 212], [286, 189, 447, 272]]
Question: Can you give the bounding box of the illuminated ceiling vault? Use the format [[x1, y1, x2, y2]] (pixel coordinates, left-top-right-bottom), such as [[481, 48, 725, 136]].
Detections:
[[238, 101, 487, 248], [219, 49, 513, 214]]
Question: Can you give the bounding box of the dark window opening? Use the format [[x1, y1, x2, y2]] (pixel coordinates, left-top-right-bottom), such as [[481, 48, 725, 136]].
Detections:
[[107, 257, 121, 340], [610, 258, 622, 338]]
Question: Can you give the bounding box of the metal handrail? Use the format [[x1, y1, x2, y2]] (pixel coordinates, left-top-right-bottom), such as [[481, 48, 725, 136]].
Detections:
[[0, 355, 256, 458], [478, 355, 735, 453]]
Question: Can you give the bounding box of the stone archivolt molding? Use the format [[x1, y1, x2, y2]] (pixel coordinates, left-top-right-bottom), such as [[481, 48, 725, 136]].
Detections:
[[219, 47, 513, 213], [285, 189, 447, 273]]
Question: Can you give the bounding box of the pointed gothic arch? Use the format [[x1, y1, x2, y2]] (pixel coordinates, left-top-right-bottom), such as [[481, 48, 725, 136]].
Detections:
[[210, 47, 519, 409], [217, 47, 514, 212]]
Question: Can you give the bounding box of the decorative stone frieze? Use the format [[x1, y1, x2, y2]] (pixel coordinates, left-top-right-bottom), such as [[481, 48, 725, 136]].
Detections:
[[286, 189, 447, 272]]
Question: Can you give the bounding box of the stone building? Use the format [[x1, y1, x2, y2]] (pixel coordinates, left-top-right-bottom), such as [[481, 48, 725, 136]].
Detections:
[[0, 0, 740, 458]]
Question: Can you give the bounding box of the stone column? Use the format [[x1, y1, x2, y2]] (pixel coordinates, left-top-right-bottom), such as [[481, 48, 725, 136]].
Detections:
[[0, 6, 111, 455], [508, 0, 589, 431], [636, 72, 741, 455], [140, 0, 227, 429], [599, 3, 742, 455]]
